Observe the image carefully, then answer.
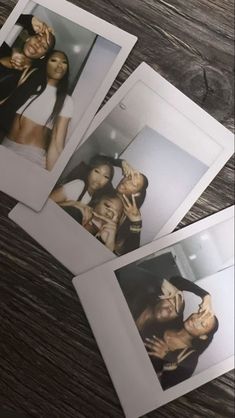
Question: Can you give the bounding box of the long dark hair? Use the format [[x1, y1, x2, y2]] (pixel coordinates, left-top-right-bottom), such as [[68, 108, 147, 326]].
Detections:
[[138, 296, 185, 341], [89, 188, 121, 210], [87, 155, 114, 182], [135, 173, 149, 208], [19, 50, 70, 127], [88, 156, 115, 200], [46, 50, 70, 126], [0, 36, 57, 135], [61, 155, 115, 201], [191, 316, 219, 355]]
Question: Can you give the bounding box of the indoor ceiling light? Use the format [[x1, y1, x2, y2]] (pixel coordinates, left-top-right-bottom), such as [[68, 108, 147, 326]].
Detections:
[[110, 129, 117, 140], [73, 45, 82, 53], [189, 254, 197, 260], [200, 233, 210, 241]]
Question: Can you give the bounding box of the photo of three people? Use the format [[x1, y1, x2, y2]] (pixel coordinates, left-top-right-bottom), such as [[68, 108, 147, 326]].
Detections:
[[48, 73, 217, 257], [51, 154, 148, 255]]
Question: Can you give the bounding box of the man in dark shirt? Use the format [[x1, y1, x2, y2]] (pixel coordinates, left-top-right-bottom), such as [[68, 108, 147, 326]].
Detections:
[[0, 14, 55, 103], [115, 263, 212, 335], [0, 14, 55, 139]]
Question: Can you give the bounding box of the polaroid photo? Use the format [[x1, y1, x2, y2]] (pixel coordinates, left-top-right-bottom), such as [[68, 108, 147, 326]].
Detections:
[[73, 206, 234, 418], [0, 0, 137, 210], [9, 63, 234, 275]]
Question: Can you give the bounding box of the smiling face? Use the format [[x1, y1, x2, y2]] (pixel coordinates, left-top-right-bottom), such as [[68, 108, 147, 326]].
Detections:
[[87, 164, 112, 193], [117, 173, 145, 197], [184, 312, 216, 338], [23, 33, 54, 59], [46, 52, 68, 81], [94, 196, 123, 223]]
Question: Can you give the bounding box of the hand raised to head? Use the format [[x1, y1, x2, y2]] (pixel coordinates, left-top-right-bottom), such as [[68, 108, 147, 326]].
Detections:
[[121, 160, 140, 185], [32, 16, 55, 44], [122, 194, 141, 222]]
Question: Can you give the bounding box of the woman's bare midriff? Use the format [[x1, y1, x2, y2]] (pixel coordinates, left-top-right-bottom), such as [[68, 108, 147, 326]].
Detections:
[[7, 114, 50, 149]]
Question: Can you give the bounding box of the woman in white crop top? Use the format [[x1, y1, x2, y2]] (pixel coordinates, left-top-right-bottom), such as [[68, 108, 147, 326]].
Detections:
[[51, 155, 115, 205], [2, 50, 73, 169]]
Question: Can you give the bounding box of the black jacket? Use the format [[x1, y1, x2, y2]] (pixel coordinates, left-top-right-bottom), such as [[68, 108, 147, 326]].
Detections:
[[152, 346, 199, 390], [60, 156, 142, 255], [115, 264, 208, 320], [0, 15, 35, 102], [0, 15, 46, 134]]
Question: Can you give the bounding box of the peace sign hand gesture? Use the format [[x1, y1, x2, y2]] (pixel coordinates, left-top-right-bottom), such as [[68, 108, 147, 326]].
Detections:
[[32, 16, 55, 44], [122, 194, 141, 222], [121, 160, 140, 183], [93, 212, 119, 252]]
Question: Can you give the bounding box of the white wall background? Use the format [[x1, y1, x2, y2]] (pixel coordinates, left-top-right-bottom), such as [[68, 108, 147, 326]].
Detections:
[[59, 80, 225, 245], [61, 126, 207, 245], [68, 37, 120, 135], [141, 217, 234, 282], [115, 126, 207, 245], [28, 4, 121, 135], [7, 1, 120, 140], [183, 266, 234, 375], [175, 217, 234, 280]]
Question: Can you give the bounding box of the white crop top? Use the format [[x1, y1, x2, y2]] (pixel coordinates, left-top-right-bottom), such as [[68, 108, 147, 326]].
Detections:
[[62, 179, 91, 204], [17, 85, 73, 128]]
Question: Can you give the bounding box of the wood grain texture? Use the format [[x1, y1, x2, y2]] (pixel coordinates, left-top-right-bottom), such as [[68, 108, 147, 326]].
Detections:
[[0, 0, 234, 417]]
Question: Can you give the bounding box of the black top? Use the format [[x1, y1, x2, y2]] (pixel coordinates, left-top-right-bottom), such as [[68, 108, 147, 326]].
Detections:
[[0, 15, 34, 101], [115, 264, 208, 320], [60, 156, 142, 255], [0, 15, 46, 135], [62, 206, 83, 224], [115, 217, 141, 256], [151, 346, 199, 390], [102, 156, 142, 255]]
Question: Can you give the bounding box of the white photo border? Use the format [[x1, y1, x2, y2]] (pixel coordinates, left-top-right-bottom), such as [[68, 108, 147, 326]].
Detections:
[[73, 206, 234, 418], [0, 0, 137, 210], [9, 63, 234, 275]]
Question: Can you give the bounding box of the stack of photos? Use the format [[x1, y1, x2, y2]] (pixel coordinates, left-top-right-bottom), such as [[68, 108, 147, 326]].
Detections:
[[10, 64, 234, 275], [73, 207, 234, 418], [0, 0, 137, 209], [0, 2, 234, 417]]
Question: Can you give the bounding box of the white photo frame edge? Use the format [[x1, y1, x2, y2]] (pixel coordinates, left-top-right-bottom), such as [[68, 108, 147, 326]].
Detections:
[[0, 0, 137, 210], [73, 206, 234, 418], [9, 63, 234, 275], [75, 205, 234, 283]]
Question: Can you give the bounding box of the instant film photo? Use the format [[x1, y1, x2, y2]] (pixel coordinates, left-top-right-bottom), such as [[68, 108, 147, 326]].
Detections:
[[0, 0, 137, 210], [9, 64, 234, 275], [73, 206, 234, 418]]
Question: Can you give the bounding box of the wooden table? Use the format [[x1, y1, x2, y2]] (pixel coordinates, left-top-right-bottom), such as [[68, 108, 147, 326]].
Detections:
[[0, 1, 234, 417]]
